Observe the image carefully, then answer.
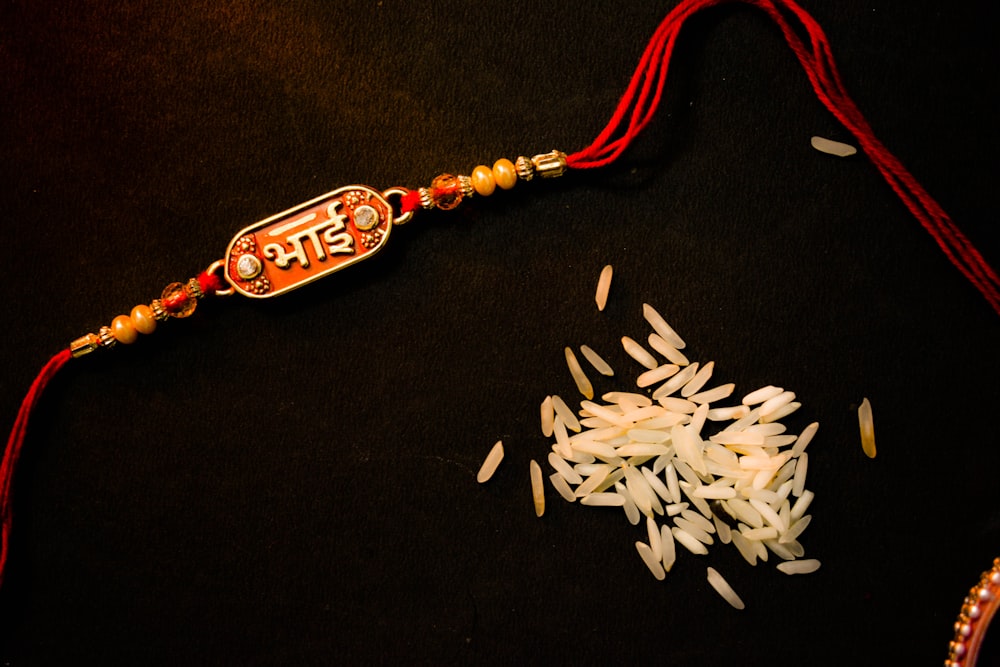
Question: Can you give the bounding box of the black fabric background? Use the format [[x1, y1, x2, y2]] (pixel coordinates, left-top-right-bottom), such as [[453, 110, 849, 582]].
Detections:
[[1, 1, 997, 664]]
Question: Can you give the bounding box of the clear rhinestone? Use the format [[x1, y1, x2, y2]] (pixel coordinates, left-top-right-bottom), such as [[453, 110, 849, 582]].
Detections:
[[236, 253, 262, 280], [354, 204, 380, 231]]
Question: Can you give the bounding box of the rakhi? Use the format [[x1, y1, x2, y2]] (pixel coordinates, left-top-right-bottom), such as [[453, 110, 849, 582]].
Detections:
[[2, 0, 998, 641]]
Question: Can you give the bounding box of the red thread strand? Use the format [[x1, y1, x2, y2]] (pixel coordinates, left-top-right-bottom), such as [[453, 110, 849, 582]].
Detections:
[[0, 349, 73, 587], [567, 0, 1000, 315], [197, 269, 227, 296]]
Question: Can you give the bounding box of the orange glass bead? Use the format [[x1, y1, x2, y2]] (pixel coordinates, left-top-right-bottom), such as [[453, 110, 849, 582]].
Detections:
[[111, 315, 138, 344], [130, 304, 157, 334], [492, 159, 517, 190], [430, 173, 463, 210], [161, 282, 197, 318], [471, 165, 496, 196]]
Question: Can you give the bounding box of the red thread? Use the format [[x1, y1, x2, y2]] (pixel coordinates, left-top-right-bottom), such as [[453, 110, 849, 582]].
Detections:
[[0, 349, 73, 587], [162, 289, 191, 313], [197, 269, 227, 296], [399, 189, 421, 215], [567, 0, 1000, 315]]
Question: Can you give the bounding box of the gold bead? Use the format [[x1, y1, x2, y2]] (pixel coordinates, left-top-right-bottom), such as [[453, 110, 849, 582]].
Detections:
[[471, 165, 496, 196], [130, 304, 157, 335], [111, 315, 138, 344], [492, 159, 517, 190], [70, 333, 101, 358]]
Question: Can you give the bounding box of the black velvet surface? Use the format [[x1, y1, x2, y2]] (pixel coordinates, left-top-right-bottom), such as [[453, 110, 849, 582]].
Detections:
[[1, 1, 997, 664]]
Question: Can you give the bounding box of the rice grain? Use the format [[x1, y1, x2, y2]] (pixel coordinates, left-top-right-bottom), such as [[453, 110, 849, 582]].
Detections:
[[672, 527, 709, 555], [642, 303, 686, 349], [580, 492, 626, 507], [551, 395, 581, 432], [637, 364, 680, 388], [660, 524, 676, 571], [742, 385, 783, 406], [565, 347, 595, 400], [681, 361, 715, 397], [647, 333, 690, 365], [635, 541, 667, 580], [548, 451, 584, 485], [580, 344, 615, 376], [810, 135, 857, 157], [477, 440, 505, 483], [776, 558, 821, 575], [549, 472, 577, 502], [595, 264, 613, 311], [530, 459, 545, 517], [622, 336, 659, 370], [858, 397, 876, 458], [652, 363, 699, 400], [791, 422, 819, 457], [540, 396, 554, 437], [706, 567, 745, 609], [791, 452, 808, 497], [647, 515, 662, 562]]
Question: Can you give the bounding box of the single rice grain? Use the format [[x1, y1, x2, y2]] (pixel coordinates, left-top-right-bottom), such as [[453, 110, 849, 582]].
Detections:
[[615, 482, 642, 525], [565, 347, 595, 400], [706, 567, 745, 609], [635, 541, 666, 580], [477, 440, 505, 483], [742, 385, 783, 406], [776, 558, 821, 575], [540, 396, 554, 437], [792, 421, 819, 457], [595, 264, 613, 311], [548, 451, 584, 485], [637, 364, 680, 388], [549, 472, 577, 502], [652, 363, 699, 400], [780, 514, 812, 544], [761, 401, 801, 423], [580, 344, 614, 376], [858, 397, 876, 458], [671, 526, 709, 555], [647, 515, 662, 562], [660, 524, 676, 571], [730, 529, 758, 566], [790, 489, 814, 522], [530, 459, 545, 517], [810, 135, 857, 157], [791, 452, 808, 497], [551, 395, 581, 432], [622, 336, 659, 370], [642, 303, 686, 349], [647, 333, 690, 365], [681, 361, 715, 397], [580, 492, 626, 507]]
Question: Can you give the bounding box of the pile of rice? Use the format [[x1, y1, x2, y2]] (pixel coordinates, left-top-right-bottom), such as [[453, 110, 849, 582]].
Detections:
[[481, 265, 822, 609]]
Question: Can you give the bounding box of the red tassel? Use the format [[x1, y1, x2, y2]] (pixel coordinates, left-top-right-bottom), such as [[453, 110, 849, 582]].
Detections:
[[0, 349, 73, 587], [567, 0, 1000, 316]]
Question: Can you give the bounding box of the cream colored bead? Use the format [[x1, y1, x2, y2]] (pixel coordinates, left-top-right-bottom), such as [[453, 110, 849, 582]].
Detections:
[[130, 304, 157, 335], [471, 165, 496, 196], [492, 158, 517, 190], [112, 314, 138, 344]]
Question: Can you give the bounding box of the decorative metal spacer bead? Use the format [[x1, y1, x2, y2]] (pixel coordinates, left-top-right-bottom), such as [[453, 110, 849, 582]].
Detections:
[[418, 187, 435, 210], [98, 326, 117, 348], [70, 332, 102, 358], [458, 175, 474, 197], [515, 156, 535, 181], [150, 299, 170, 321], [186, 277, 204, 300], [532, 150, 568, 178]]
